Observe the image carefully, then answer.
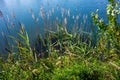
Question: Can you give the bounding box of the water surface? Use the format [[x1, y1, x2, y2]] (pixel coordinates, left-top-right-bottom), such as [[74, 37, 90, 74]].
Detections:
[[0, 0, 108, 53]]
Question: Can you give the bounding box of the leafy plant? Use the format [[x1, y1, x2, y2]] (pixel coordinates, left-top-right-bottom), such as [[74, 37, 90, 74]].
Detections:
[[0, 0, 120, 80], [91, 0, 120, 60]]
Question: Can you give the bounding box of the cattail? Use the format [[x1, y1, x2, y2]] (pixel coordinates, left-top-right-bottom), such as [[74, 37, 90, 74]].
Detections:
[[32, 13, 35, 20], [20, 24, 24, 34], [61, 7, 65, 17], [64, 17, 67, 25], [68, 9, 70, 17], [40, 7, 45, 19], [76, 15, 79, 20]]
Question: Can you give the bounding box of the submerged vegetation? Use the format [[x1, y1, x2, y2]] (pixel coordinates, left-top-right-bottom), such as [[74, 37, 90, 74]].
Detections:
[[0, 0, 120, 80]]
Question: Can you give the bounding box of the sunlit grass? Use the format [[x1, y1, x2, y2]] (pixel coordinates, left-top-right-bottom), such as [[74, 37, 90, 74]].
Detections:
[[0, 0, 120, 80]]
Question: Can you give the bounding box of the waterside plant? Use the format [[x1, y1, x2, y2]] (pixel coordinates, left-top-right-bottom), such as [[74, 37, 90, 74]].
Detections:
[[0, 0, 120, 80]]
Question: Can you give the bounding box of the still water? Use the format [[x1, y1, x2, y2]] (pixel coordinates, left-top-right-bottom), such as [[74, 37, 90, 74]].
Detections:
[[0, 0, 108, 53]]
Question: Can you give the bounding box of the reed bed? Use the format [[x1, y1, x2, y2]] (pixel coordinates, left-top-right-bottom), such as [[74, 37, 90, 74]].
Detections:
[[0, 0, 120, 80]]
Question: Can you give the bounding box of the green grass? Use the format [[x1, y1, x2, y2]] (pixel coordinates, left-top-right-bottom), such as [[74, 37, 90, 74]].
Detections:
[[0, 0, 120, 80]]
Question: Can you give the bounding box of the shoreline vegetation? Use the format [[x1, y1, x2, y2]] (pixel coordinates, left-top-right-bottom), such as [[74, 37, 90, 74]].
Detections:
[[0, 0, 120, 80]]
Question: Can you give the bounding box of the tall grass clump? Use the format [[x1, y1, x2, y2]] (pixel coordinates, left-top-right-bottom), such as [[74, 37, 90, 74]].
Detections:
[[0, 0, 120, 80]]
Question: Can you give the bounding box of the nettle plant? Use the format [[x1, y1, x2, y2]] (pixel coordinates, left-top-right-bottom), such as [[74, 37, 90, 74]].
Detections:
[[92, 0, 120, 57]]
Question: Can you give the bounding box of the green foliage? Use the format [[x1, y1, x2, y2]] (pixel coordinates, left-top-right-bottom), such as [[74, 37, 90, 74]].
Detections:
[[91, 0, 120, 59], [0, 0, 120, 80]]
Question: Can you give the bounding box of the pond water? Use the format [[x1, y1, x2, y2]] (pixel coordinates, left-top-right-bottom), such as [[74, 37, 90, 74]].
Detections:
[[0, 0, 108, 53]]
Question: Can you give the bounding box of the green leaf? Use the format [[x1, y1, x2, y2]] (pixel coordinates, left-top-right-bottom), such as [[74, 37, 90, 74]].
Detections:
[[18, 33, 26, 40]]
